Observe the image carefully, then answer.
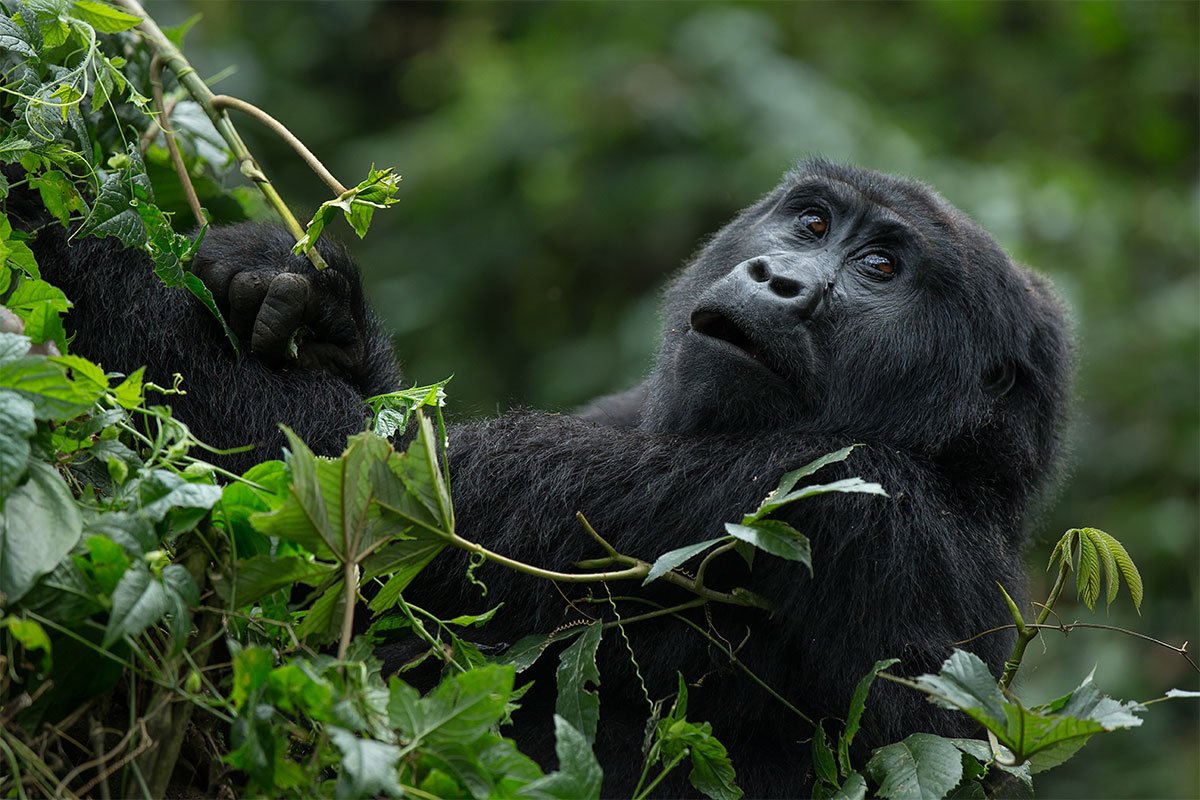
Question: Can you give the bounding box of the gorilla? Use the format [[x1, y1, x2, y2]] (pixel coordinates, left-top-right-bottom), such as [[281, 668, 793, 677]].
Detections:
[[24, 158, 1071, 797]]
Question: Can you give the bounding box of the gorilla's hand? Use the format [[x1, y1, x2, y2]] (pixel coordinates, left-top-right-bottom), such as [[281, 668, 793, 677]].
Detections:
[[194, 224, 369, 380]]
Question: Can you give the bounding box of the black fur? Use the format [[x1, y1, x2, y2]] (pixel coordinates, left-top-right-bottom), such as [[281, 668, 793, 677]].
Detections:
[[20, 159, 1072, 798]]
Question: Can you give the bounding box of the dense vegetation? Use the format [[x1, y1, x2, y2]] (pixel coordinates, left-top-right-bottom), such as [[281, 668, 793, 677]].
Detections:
[[0, 1, 1196, 798]]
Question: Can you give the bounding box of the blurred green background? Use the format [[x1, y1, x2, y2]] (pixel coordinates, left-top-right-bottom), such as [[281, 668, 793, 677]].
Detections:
[[161, 2, 1198, 796]]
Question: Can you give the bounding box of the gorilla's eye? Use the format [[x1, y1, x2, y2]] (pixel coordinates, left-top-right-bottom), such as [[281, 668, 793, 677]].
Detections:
[[863, 253, 896, 275], [799, 209, 828, 237]]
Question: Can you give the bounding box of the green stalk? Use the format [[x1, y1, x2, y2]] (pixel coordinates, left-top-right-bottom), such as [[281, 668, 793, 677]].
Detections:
[[998, 561, 1070, 692], [111, 0, 327, 269]]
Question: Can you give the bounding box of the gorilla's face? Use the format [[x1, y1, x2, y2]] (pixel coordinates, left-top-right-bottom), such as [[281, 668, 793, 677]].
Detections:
[[641, 160, 1066, 457]]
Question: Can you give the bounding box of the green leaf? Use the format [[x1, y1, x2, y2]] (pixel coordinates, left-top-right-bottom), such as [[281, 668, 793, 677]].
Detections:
[[866, 733, 964, 800], [230, 646, 274, 709], [83, 535, 129, 594], [1091, 528, 1143, 612], [28, 169, 84, 225], [0, 461, 83, 604], [293, 166, 401, 256], [328, 728, 403, 799], [1076, 531, 1101, 610], [0, 14, 36, 58], [447, 603, 504, 628], [0, 355, 100, 418], [77, 152, 152, 248], [215, 554, 334, 608], [769, 445, 858, 499], [363, 528, 446, 613], [134, 470, 222, 531], [644, 536, 727, 585], [724, 520, 811, 570], [748, 477, 888, 523], [830, 772, 868, 800], [69, 0, 141, 32], [182, 271, 241, 356], [840, 658, 901, 775], [519, 715, 603, 800], [253, 428, 397, 563], [387, 663, 514, 746], [685, 728, 742, 800], [295, 578, 345, 644], [906, 650, 1145, 770], [102, 564, 171, 646], [555, 621, 602, 744], [812, 722, 838, 787], [0, 389, 35, 496], [366, 378, 450, 439], [494, 632, 556, 673], [5, 615, 52, 663]]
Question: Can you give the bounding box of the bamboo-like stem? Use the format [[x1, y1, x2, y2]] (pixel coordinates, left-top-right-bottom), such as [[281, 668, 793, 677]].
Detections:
[[149, 57, 204, 227], [211, 95, 348, 196], [111, 0, 327, 269]]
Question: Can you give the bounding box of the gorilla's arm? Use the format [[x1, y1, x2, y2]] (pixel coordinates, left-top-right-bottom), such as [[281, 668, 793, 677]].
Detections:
[[31, 223, 402, 472]]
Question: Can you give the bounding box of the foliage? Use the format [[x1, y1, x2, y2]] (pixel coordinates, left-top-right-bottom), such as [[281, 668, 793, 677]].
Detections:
[[0, 1, 1195, 798]]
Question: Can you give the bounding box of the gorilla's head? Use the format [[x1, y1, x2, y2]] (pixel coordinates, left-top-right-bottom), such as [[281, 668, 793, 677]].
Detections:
[[642, 159, 1072, 493]]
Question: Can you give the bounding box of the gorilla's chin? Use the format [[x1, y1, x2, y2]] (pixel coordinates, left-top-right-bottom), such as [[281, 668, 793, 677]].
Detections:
[[639, 334, 807, 435]]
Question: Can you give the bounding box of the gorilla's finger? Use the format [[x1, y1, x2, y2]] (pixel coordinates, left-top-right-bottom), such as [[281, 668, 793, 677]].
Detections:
[[228, 271, 270, 342], [192, 255, 242, 306], [252, 272, 311, 361]]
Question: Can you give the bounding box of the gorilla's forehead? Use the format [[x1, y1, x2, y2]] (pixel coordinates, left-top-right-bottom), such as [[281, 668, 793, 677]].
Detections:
[[784, 160, 955, 235]]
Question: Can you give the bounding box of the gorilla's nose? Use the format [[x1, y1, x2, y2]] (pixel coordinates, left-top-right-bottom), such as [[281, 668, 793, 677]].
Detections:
[[739, 256, 827, 319]]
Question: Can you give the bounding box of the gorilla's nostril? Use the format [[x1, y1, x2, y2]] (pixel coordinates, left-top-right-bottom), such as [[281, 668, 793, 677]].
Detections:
[[746, 259, 769, 282], [769, 276, 801, 299]]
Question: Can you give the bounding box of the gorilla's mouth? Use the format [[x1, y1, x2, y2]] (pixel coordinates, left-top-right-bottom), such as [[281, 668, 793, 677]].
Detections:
[[689, 308, 771, 370]]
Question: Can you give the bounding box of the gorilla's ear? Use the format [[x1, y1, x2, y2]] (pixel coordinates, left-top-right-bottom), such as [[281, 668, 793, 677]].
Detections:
[[983, 362, 1017, 397]]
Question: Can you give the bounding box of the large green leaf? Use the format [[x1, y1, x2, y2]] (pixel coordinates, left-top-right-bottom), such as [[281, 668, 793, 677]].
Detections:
[[906, 650, 1144, 770], [0, 354, 98, 418], [252, 428, 393, 560], [0, 461, 82, 604], [0, 389, 35, 496], [215, 554, 335, 608], [387, 664, 514, 747], [555, 621, 603, 744], [866, 733, 964, 800]]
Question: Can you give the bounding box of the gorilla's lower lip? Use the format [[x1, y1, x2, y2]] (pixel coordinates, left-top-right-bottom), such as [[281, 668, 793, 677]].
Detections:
[[689, 309, 775, 373]]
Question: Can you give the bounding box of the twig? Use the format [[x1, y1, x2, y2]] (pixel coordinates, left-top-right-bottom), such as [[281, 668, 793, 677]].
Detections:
[[957, 621, 1200, 675], [149, 56, 204, 227], [88, 716, 112, 800], [211, 95, 348, 196], [110, 0, 328, 269]]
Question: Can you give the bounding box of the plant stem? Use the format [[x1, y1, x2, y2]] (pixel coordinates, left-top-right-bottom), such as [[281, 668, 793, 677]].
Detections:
[[111, 0, 327, 269], [959, 622, 1200, 675], [998, 562, 1070, 691], [632, 750, 688, 800], [446, 531, 648, 583], [148, 57, 203, 227], [210, 95, 348, 195], [337, 563, 360, 661]]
